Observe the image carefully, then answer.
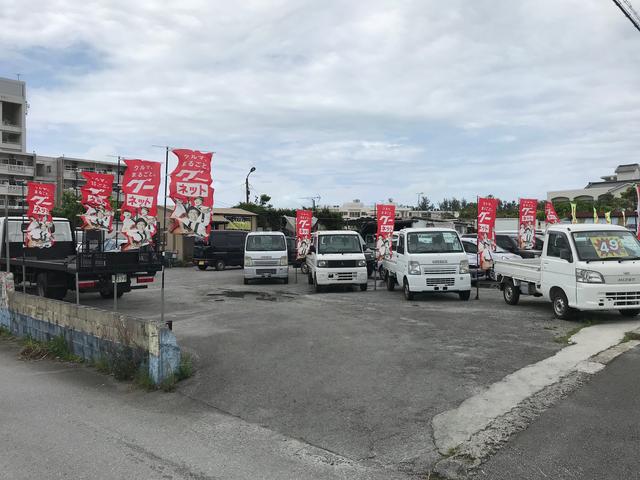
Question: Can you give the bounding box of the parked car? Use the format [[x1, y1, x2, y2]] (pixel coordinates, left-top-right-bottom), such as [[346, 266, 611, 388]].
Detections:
[[495, 232, 542, 259], [193, 230, 248, 270], [244, 231, 289, 284], [461, 237, 522, 281]]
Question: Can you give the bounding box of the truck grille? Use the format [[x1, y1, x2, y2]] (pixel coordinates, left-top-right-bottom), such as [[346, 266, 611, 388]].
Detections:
[[327, 260, 358, 268], [254, 260, 278, 266], [426, 277, 455, 286], [423, 267, 457, 275], [605, 291, 640, 306], [257, 269, 277, 275], [335, 272, 355, 281]]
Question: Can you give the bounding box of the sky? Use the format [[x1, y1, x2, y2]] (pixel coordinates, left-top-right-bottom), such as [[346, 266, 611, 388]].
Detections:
[[1, 0, 640, 209]]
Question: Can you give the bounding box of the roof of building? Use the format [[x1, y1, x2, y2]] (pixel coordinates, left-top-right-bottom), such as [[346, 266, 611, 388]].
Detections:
[[213, 207, 258, 216], [615, 164, 640, 173], [211, 215, 229, 223]]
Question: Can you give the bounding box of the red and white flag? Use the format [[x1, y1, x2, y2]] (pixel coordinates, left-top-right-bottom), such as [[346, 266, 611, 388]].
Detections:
[[477, 197, 498, 270], [168, 149, 214, 239], [80, 172, 114, 232], [25, 181, 56, 248], [375, 204, 395, 261], [120, 159, 162, 251], [518, 198, 537, 250], [545, 201, 560, 225], [295, 209, 313, 259], [636, 185, 640, 240]]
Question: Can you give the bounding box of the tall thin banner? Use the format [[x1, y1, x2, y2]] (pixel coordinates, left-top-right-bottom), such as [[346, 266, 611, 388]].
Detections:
[[636, 185, 640, 239], [545, 201, 560, 224], [593, 208, 599, 224], [25, 181, 56, 248], [80, 172, 115, 231], [477, 197, 498, 270], [168, 149, 214, 239], [375, 204, 395, 261], [570, 202, 577, 224], [295, 209, 313, 259], [120, 159, 162, 251], [518, 198, 537, 250]]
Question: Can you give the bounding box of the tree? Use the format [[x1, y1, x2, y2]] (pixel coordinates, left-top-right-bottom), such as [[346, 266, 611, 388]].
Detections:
[[259, 194, 272, 207], [52, 191, 84, 229], [315, 207, 344, 230], [415, 195, 433, 211]]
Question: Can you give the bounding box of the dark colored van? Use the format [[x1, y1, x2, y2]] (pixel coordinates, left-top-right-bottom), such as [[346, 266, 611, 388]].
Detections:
[[193, 230, 248, 271]]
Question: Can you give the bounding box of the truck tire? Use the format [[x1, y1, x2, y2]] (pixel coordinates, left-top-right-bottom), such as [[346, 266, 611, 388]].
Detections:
[[459, 290, 471, 301], [403, 278, 414, 301], [308, 272, 314, 285], [551, 289, 575, 320], [385, 271, 396, 291], [360, 283, 368, 291], [243, 278, 249, 285], [620, 309, 640, 317], [503, 279, 520, 305], [314, 274, 323, 293], [214, 260, 226, 271], [99, 289, 125, 299], [283, 277, 289, 285], [301, 263, 309, 275], [197, 264, 207, 271], [36, 273, 67, 300]]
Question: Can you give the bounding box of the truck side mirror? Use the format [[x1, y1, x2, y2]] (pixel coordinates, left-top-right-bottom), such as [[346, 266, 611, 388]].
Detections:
[[560, 249, 573, 262]]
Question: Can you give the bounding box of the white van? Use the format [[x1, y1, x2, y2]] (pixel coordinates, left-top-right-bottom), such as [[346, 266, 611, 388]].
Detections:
[[306, 231, 368, 292], [243, 231, 289, 284], [383, 228, 471, 300]]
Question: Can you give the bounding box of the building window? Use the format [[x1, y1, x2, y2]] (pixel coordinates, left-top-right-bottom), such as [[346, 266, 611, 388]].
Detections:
[[46, 166, 52, 173]]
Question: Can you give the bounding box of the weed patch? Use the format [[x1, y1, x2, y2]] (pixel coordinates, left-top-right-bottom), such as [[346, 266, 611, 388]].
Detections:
[[0, 325, 12, 338], [622, 331, 640, 343], [19, 335, 82, 362], [554, 320, 600, 345]]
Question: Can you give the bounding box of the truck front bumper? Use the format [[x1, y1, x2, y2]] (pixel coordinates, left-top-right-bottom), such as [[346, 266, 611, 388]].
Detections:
[[244, 266, 289, 279], [576, 283, 640, 310], [316, 267, 368, 286], [406, 273, 471, 293]]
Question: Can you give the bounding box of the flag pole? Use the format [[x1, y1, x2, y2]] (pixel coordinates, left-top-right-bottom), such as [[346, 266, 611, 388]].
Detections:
[[475, 195, 479, 301], [374, 204, 377, 291], [161, 146, 169, 330]]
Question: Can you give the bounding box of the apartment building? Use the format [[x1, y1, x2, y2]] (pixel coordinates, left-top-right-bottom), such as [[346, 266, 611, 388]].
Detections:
[[0, 77, 27, 152], [325, 199, 455, 221], [547, 164, 640, 202]]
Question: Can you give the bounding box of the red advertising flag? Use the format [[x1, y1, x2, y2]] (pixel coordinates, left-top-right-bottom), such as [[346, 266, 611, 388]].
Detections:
[[120, 159, 162, 251], [477, 197, 498, 270], [375, 204, 395, 261], [636, 185, 640, 240], [25, 181, 56, 248], [80, 172, 115, 232], [168, 149, 214, 239], [545, 201, 560, 225], [518, 198, 537, 250], [295, 209, 313, 259]]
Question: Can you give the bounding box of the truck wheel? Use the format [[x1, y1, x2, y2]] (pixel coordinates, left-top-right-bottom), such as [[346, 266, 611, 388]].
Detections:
[[403, 279, 414, 301], [301, 263, 309, 275], [385, 272, 396, 291], [36, 273, 67, 300], [503, 279, 520, 305], [551, 289, 574, 320], [314, 274, 323, 293], [308, 272, 313, 285], [214, 260, 226, 271], [197, 265, 207, 271], [620, 309, 640, 317], [360, 283, 368, 291], [243, 278, 249, 285], [459, 290, 471, 301], [36, 273, 47, 298], [283, 277, 289, 285]]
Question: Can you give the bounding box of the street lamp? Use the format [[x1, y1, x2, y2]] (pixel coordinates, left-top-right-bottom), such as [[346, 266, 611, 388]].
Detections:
[[245, 166, 256, 204]]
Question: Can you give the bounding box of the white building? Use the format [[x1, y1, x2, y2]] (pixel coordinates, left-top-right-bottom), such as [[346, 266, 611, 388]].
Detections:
[[547, 164, 640, 203], [324, 199, 456, 221]]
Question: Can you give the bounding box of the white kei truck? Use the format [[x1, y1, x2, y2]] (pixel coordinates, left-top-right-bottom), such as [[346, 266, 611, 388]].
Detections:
[[305, 230, 368, 292], [383, 228, 471, 301], [243, 231, 289, 284], [494, 224, 640, 319]]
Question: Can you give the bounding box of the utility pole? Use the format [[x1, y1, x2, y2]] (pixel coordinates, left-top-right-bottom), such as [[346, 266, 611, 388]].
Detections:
[[611, 0, 640, 33], [245, 167, 256, 204]]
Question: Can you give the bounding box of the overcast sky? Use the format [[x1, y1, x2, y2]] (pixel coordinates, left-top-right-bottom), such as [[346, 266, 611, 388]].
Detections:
[[2, 0, 640, 208]]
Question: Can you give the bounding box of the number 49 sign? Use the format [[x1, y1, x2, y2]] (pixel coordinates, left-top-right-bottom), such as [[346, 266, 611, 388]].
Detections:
[[590, 236, 627, 259]]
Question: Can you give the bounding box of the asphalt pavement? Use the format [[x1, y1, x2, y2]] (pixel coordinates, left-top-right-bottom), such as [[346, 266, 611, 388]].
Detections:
[[472, 347, 640, 480]]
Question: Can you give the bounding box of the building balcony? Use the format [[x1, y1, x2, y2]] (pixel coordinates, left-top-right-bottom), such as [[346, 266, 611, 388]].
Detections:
[[0, 184, 25, 196], [0, 164, 33, 176]]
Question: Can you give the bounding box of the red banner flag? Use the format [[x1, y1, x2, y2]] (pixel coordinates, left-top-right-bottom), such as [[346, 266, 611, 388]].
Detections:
[[120, 159, 162, 251], [25, 181, 56, 248], [168, 149, 214, 239], [518, 198, 537, 250], [545, 201, 560, 225], [295, 209, 313, 259], [636, 185, 640, 240], [80, 172, 114, 232], [375, 204, 395, 261], [477, 197, 498, 270]]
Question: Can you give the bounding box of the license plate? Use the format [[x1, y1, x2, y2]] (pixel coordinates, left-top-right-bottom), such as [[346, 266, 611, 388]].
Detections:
[[198, 261, 205, 266], [112, 273, 127, 283]]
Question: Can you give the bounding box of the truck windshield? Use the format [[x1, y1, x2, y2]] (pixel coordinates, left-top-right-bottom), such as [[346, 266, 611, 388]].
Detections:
[[8, 220, 72, 242], [246, 235, 286, 251], [407, 232, 464, 254], [318, 235, 362, 254], [572, 230, 640, 261]]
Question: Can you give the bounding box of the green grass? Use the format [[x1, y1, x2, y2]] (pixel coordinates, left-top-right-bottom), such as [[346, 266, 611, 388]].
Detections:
[[554, 320, 600, 345], [0, 325, 11, 338], [176, 353, 194, 381], [19, 335, 82, 362], [621, 331, 640, 343]]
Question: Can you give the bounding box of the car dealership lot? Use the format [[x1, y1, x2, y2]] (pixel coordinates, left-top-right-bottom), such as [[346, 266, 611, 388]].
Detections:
[[78, 267, 614, 472]]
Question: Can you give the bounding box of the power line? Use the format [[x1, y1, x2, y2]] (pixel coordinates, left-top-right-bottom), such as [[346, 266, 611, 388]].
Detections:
[[612, 0, 640, 33]]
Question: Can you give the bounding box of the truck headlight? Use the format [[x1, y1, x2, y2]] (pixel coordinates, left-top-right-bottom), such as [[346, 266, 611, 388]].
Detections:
[[576, 269, 604, 284], [318, 260, 328, 268], [280, 256, 288, 266], [408, 261, 421, 275], [459, 259, 469, 274], [244, 256, 253, 267], [358, 259, 367, 267]]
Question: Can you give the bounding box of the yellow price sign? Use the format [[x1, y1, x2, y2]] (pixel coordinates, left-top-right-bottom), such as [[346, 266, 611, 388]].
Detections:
[[589, 236, 628, 259]]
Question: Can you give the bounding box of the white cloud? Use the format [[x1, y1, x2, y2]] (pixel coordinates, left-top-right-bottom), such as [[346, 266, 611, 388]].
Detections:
[[2, 0, 640, 207]]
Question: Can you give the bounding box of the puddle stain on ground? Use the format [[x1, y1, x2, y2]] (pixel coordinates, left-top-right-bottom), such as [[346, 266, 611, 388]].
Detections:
[[206, 290, 298, 302]]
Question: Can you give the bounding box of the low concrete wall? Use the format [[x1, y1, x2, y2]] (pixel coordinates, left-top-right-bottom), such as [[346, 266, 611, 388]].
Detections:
[[0, 273, 180, 384]]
